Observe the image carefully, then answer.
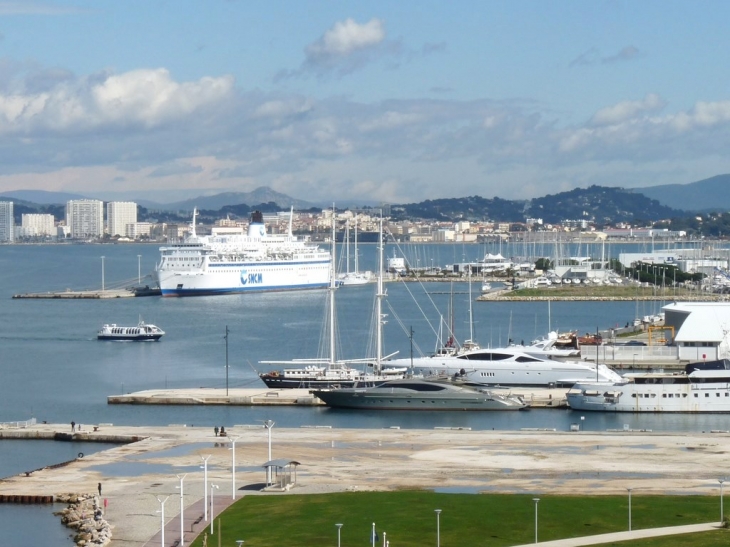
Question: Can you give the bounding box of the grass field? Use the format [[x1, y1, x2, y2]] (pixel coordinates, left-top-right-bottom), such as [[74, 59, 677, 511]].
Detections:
[[504, 285, 705, 300], [189, 491, 729, 546]]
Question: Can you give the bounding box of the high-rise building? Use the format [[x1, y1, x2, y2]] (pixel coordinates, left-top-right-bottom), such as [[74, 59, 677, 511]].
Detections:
[[66, 199, 104, 239], [0, 201, 13, 242], [107, 201, 138, 237], [21, 213, 55, 237]]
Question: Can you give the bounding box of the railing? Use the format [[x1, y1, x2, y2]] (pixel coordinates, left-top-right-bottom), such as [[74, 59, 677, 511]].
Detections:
[[0, 418, 37, 429]]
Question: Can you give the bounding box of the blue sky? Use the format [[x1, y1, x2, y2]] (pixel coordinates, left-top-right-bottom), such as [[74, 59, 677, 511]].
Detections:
[[0, 0, 728, 205]]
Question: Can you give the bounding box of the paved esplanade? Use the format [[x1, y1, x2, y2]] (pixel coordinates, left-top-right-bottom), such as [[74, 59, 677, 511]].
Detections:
[[2, 423, 729, 546], [511, 523, 718, 546]]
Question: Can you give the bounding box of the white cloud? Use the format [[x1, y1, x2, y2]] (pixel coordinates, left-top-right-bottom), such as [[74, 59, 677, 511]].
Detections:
[[590, 94, 665, 126], [306, 18, 385, 61], [0, 68, 234, 133]]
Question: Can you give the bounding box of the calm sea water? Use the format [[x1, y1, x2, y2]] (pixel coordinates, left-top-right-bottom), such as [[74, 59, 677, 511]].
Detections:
[[0, 242, 724, 545]]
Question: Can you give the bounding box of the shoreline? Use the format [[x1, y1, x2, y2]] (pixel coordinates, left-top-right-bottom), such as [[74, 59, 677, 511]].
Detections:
[[2, 423, 730, 546]]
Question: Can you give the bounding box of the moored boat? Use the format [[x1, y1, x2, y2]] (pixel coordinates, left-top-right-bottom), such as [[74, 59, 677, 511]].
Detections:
[[97, 319, 164, 341], [311, 379, 529, 411], [567, 359, 730, 412]]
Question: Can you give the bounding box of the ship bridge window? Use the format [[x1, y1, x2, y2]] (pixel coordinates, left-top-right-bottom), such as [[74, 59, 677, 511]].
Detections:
[[516, 356, 541, 363], [461, 352, 512, 361]]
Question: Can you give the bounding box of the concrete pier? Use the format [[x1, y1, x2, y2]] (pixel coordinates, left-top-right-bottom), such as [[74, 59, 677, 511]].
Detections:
[[108, 386, 568, 408], [12, 289, 135, 299]]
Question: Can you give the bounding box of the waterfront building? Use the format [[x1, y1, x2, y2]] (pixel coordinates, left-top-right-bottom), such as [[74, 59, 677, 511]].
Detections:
[[107, 201, 137, 237], [663, 302, 730, 361], [0, 201, 13, 242], [21, 214, 55, 237], [66, 199, 103, 239], [125, 222, 153, 239]]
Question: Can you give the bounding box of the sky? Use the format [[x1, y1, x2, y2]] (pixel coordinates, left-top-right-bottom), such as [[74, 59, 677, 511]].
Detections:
[[0, 0, 729, 205]]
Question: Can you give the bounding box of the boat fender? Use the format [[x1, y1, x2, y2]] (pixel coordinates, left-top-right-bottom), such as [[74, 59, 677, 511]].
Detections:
[[77, 452, 84, 459]]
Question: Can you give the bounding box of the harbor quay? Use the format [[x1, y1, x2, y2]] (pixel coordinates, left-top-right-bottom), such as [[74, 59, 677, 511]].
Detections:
[[1, 423, 730, 546], [107, 386, 570, 408]]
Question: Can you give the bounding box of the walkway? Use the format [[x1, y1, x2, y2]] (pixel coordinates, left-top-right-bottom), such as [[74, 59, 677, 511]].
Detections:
[[142, 494, 238, 547], [512, 522, 719, 546]]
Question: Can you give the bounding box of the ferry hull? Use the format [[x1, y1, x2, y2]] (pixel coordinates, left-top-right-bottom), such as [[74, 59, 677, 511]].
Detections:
[[158, 260, 330, 297]]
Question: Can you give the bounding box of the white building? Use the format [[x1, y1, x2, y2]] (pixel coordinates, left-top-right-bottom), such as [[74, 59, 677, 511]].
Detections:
[[125, 222, 154, 239], [107, 201, 137, 237], [663, 302, 730, 361], [21, 213, 55, 237], [0, 201, 14, 242], [66, 199, 104, 239]]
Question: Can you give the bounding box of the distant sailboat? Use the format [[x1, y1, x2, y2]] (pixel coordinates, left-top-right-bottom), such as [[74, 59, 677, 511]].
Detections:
[[338, 217, 374, 286]]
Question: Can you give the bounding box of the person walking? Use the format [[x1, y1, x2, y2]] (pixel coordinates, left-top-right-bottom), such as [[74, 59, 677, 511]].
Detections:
[[71, 421, 75, 432], [214, 426, 219, 437], [98, 483, 102, 496]]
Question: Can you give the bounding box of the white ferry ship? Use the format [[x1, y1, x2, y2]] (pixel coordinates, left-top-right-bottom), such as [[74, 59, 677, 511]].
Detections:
[[156, 210, 331, 296], [97, 319, 164, 341], [567, 360, 730, 412]]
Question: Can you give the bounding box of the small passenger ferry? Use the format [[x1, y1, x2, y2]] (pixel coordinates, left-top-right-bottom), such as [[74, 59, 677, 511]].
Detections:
[[97, 319, 165, 341]]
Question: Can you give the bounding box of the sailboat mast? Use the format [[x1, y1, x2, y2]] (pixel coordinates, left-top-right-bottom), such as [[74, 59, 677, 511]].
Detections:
[[468, 267, 474, 342], [329, 207, 337, 365], [354, 217, 359, 273], [345, 220, 350, 275], [376, 215, 385, 372]]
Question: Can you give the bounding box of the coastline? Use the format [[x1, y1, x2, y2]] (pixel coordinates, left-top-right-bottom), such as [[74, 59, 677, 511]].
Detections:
[[2, 423, 730, 546]]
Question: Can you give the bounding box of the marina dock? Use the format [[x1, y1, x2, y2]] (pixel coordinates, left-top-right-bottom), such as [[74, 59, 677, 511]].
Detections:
[[108, 386, 569, 408], [12, 288, 136, 299]]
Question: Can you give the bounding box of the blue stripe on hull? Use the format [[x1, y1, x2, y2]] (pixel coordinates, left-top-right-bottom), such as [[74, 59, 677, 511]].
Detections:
[[160, 283, 329, 297]]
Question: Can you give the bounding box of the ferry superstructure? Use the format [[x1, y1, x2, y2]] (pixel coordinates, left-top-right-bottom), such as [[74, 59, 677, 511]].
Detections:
[[156, 210, 331, 297]]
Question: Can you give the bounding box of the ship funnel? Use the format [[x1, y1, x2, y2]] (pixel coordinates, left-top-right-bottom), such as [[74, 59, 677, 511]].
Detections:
[[248, 211, 266, 238]]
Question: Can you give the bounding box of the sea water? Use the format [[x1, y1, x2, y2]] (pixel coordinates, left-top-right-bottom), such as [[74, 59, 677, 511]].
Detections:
[[0, 242, 720, 544]]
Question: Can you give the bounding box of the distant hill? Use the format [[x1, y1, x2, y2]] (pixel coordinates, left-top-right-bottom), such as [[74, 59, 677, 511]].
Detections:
[[526, 186, 683, 224], [0, 189, 88, 204], [391, 196, 528, 222], [163, 187, 313, 211], [635, 174, 730, 212]]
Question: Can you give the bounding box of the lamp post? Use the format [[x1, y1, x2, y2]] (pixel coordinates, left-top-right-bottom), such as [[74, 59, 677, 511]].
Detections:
[[229, 436, 241, 499], [435, 508, 442, 547], [101, 256, 105, 292], [264, 420, 275, 485], [209, 484, 219, 534], [533, 498, 540, 543], [200, 455, 211, 521], [137, 254, 141, 284], [627, 488, 632, 531], [155, 495, 169, 547], [224, 326, 229, 396], [335, 523, 343, 547], [176, 473, 187, 546], [720, 478, 725, 524]]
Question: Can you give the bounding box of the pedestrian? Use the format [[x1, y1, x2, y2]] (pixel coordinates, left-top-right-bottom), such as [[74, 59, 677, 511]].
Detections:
[[219, 426, 226, 437], [214, 426, 219, 437], [71, 421, 75, 432], [98, 482, 102, 496]]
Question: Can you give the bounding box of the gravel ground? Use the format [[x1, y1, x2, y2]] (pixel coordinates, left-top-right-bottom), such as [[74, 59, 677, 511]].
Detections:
[[2, 423, 728, 546]]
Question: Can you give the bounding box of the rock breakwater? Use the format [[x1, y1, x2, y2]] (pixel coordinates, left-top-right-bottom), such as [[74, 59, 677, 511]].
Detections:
[[55, 493, 111, 547]]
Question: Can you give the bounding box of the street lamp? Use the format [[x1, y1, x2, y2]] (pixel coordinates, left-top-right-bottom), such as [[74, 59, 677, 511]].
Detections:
[[229, 435, 241, 499], [264, 420, 275, 485], [533, 498, 540, 543], [720, 478, 725, 524], [155, 495, 169, 547], [176, 473, 187, 546], [335, 523, 343, 547], [209, 484, 219, 534], [200, 455, 211, 521], [627, 488, 632, 531], [224, 326, 229, 396], [435, 508, 442, 547]]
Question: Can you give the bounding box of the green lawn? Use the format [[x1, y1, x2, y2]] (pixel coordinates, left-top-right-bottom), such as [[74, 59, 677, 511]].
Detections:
[[189, 491, 728, 546]]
